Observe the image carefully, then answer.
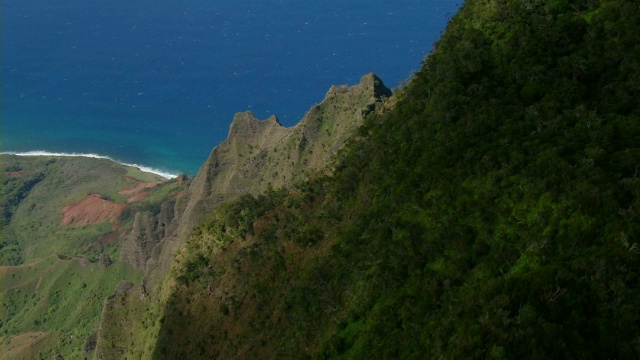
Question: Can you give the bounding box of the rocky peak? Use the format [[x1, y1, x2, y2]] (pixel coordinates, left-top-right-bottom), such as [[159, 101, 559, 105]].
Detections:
[[360, 72, 393, 99], [227, 111, 284, 140]]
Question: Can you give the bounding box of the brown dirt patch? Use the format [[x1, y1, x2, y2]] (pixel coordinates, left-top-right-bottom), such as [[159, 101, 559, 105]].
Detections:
[[120, 177, 162, 195], [78, 257, 91, 267], [127, 191, 148, 203], [2, 332, 56, 358], [61, 193, 126, 226], [81, 231, 122, 252], [120, 176, 163, 202], [99, 231, 121, 246], [176, 174, 188, 183], [4, 170, 27, 178], [34, 276, 43, 294]]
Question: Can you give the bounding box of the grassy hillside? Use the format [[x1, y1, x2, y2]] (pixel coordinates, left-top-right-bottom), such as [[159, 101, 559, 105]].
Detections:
[[151, 0, 640, 358], [0, 155, 183, 358]]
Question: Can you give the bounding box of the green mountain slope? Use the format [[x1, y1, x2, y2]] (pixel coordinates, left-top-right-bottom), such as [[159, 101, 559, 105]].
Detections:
[[94, 75, 391, 359], [5, 0, 639, 358], [149, 0, 640, 358], [141, 73, 390, 289]]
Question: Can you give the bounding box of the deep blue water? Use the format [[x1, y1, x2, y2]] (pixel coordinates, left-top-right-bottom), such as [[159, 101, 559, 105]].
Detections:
[[2, 0, 460, 176]]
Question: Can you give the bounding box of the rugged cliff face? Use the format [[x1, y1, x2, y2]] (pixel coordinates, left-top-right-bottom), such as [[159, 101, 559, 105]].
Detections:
[[95, 73, 392, 358], [121, 211, 161, 270], [132, 73, 390, 288], [183, 73, 390, 233]]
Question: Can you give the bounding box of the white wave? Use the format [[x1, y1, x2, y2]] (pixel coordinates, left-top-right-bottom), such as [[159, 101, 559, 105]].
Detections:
[[1, 150, 180, 179]]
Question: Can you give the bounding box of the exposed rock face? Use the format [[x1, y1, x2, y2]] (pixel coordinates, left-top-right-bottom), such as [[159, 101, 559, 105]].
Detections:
[[119, 199, 175, 270], [141, 73, 391, 289], [82, 332, 97, 358], [121, 212, 156, 269], [188, 73, 390, 220]]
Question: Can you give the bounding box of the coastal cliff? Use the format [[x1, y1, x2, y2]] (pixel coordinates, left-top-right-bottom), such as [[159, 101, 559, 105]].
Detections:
[[93, 73, 392, 358], [105, 0, 640, 358], [182, 73, 389, 235]]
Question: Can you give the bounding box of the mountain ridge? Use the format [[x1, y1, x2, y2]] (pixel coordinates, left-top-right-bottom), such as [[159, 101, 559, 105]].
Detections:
[[4, 0, 640, 357], [0, 73, 391, 359], [93, 73, 392, 358], [133, 0, 640, 358]]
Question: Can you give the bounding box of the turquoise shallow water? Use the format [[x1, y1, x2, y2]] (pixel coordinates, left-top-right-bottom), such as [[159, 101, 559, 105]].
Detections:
[[2, 0, 460, 176]]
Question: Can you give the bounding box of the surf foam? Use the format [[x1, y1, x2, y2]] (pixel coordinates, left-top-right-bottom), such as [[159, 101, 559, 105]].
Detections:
[[1, 151, 180, 179]]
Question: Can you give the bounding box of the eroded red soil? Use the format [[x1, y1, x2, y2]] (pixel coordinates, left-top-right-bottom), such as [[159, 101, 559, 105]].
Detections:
[[127, 191, 148, 203], [61, 193, 126, 226], [119, 176, 163, 202], [119, 176, 162, 195]]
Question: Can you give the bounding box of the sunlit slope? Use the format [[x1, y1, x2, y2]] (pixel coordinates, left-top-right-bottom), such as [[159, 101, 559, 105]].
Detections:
[[0, 155, 182, 358]]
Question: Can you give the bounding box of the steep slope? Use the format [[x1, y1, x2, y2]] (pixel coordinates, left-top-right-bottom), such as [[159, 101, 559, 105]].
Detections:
[[94, 74, 391, 358], [140, 73, 390, 289], [150, 0, 640, 358]]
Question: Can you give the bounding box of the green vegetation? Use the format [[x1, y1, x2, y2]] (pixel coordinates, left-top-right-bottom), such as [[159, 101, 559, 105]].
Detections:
[[2, 156, 130, 263], [0, 155, 171, 358], [150, 0, 640, 358], [4, 0, 640, 358]]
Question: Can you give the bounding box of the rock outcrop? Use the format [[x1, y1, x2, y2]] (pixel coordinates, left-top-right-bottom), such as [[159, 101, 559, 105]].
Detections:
[[120, 198, 180, 270], [142, 73, 391, 289]]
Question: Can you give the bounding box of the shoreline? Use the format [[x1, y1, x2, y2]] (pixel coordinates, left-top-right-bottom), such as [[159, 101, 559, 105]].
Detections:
[[1, 151, 180, 179]]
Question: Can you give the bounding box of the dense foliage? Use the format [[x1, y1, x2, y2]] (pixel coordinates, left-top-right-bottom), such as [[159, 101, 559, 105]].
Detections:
[[155, 0, 640, 358]]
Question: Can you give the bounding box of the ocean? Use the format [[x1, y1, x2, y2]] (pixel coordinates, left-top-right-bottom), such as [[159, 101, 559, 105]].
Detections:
[[2, 0, 460, 176]]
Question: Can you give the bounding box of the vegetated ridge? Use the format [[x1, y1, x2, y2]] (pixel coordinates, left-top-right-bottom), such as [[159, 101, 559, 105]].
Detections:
[[105, 0, 639, 358], [1, 73, 389, 359], [94, 73, 391, 358], [4, 0, 640, 357]]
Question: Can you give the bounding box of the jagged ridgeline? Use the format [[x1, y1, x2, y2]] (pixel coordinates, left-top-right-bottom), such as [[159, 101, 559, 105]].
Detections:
[[0, 74, 390, 359], [94, 73, 391, 358], [100, 0, 637, 358]]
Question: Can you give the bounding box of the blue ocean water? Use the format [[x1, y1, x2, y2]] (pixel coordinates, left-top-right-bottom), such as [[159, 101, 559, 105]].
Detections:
[[2, 0, 460, 176]]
